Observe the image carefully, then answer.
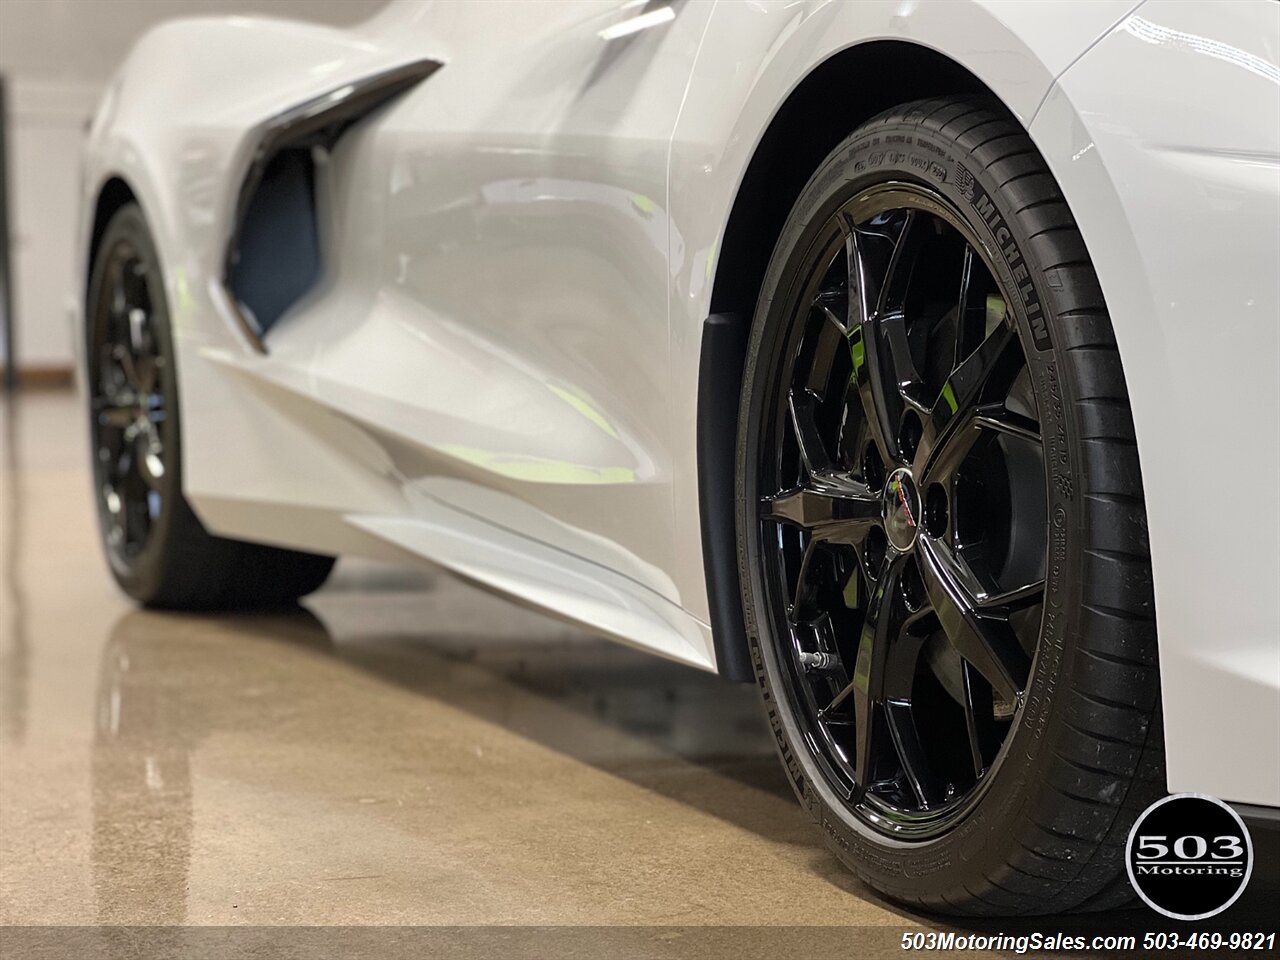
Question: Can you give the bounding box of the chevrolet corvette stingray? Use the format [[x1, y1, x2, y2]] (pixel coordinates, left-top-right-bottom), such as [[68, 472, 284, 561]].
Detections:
[[74, 0, 1279, 914]]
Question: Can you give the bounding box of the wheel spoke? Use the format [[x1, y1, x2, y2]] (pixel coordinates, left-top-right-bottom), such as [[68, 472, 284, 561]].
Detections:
[[886, 700, 943, 807], [961, 661, 998, 778], [108, 268, 129, 321], [764, 393, 883, 545], [849, 324, 895, 465], [821, 553, 909, 791], [919, 409, 981, 485], [922, 404, 1041, 486], [789, 392, 833, 476], [804, 299, 850, 395], [135, 432, 166, 492], [886, 600, 942, 806], [850, 554, 898, 791], [842, 217, 875, 333], [974, 409, 1040, 444], [841, 219, 904, 464], [106, 342, 147, 394], [914, 319, 1019, 478], [790, 538, 821, 615], [114, 258, 158, 391], [98, 343, 129, 395], [977, 577, 1046, 615], [103, 437, 131, 479], [104, 468, 147, 548], [121, 260, 149, 316], [876, 209, 927, 317], [883, 616, 927, 700], [762, 483, 880, 544], [880, 310, 923, 410], [916, 536, 1029, 704], [101, 480, 122, 537], [93, 397, 136, 430], [953, 246, 976, 369]]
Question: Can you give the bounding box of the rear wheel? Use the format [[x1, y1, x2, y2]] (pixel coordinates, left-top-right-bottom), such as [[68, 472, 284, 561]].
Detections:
[[736, 98, 1162, 914], [86, 203, 334, 608]]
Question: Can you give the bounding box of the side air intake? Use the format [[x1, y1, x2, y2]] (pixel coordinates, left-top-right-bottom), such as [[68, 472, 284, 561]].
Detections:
[[223, 59, 442, 351]]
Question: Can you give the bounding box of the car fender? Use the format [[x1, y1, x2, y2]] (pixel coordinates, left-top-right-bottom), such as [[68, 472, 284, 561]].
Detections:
[[668, 0, 1140, 631]]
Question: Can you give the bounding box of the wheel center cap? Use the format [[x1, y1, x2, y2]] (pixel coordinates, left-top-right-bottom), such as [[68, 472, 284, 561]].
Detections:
[[883, 468, 921, 551]]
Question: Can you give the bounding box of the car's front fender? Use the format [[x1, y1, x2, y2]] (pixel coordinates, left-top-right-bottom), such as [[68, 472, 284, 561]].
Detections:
[[1031, 0, 1280, 808]]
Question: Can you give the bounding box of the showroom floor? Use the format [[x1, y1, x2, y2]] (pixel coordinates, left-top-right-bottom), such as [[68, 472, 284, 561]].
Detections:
[[0, 391, 912, 927], [0, 391, 1270, 954]]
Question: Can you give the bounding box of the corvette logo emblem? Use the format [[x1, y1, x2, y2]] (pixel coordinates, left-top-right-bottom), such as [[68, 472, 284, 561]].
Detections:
[[893, 475, 917, 528]]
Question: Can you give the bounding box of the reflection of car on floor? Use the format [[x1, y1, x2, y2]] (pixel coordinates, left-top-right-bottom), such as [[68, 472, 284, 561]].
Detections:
[[75, 0, 1279, 914]]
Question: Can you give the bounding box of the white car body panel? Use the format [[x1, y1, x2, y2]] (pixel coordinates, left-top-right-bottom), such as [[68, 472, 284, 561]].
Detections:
[[75, 1, 1279, 804], [1032, 0, 1280, 806]]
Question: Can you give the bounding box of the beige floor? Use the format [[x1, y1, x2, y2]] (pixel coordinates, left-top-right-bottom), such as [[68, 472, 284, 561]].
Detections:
[[0, 392, 1269, 956]]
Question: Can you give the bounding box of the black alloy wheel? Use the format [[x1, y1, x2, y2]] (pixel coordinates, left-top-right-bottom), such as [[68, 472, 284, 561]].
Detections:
[[757, 182, 1046, 837], [89, 244, 169, 568], [736, 98, 1162, 915]]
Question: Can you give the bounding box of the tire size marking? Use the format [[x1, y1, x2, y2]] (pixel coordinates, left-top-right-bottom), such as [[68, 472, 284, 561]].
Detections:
[[1037, 362, 1074, 503]]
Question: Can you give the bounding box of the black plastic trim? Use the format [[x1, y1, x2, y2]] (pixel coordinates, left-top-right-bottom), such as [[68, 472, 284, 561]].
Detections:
[[1231, 802, 1280, 884], [223, 58, 442, 352], [1233, 802, 1280, 827], [697, 313, 753, 683]]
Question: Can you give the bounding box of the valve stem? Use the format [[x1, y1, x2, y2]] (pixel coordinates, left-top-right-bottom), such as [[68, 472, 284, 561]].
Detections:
[[798, 651, 839, 671]]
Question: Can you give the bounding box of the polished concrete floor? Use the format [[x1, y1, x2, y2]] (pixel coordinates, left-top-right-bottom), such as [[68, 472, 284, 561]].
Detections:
[[0, 392, 1270, 955], [0, 392, 914, 929]]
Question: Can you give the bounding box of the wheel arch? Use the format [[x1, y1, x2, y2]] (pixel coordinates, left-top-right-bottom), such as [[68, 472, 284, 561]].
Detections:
[[708, 41, 1007, 324], [697, 42, 1016, 682], [85, 175, 138, 300]]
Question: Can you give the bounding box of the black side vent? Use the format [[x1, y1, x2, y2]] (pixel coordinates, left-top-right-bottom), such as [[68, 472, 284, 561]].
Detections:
[[227, 148, 319, 338], [223, 58, 442, 351]]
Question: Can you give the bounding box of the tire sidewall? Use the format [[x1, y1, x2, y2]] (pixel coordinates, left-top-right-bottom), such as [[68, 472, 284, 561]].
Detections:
[[736, 114, 1091, 898]]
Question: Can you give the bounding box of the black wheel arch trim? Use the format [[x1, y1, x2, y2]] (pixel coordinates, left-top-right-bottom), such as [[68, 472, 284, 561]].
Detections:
[[1231, 802, 1280, 884], [697, 312, 754, 683]]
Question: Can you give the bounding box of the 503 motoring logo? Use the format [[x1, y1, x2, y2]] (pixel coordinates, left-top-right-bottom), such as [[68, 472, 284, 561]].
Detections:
[[1126, 793, 1255, 920]]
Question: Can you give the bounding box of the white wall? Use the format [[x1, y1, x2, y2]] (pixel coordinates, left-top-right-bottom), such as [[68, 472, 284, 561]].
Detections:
[[0, 0, 387, 369]]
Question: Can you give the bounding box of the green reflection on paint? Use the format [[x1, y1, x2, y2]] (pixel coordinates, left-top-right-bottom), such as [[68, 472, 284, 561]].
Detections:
[[547, 384, 619, 439], [441, 445, 635, 485], [629, 193, 656, 217]]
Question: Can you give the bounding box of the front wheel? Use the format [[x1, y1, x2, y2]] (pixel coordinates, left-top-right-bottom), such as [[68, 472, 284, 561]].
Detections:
[[736, 97, 1162, 915], [86, 203, 334, 608]]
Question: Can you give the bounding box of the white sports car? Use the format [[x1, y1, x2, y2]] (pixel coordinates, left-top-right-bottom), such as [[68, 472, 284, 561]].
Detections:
[[75, 0, 1278, 914]]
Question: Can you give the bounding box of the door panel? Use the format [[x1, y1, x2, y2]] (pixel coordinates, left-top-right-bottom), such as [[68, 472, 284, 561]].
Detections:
[[272, 1, 711, 605]]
